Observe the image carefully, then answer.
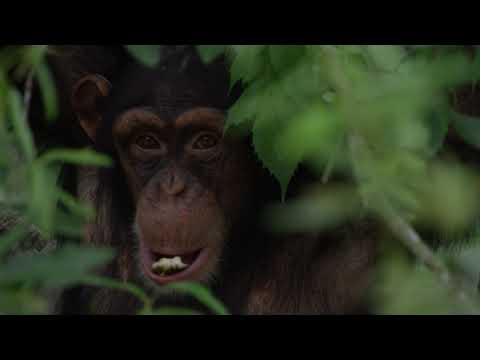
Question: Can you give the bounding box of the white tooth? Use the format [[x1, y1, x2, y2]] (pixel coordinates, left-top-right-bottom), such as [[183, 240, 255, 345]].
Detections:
[[152, 256, 188, 274]]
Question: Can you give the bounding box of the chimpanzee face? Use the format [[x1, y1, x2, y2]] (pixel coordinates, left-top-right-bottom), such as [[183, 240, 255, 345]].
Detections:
[[72, 51, 256, 289]]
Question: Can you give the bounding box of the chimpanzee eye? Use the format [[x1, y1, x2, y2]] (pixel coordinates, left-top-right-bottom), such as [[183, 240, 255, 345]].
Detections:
[[192, 133, 219, 150], [135, 134, 161, 150]]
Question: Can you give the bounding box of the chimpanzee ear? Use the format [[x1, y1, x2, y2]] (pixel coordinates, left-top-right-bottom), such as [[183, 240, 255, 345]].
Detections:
[[72, 74, 111, 142]]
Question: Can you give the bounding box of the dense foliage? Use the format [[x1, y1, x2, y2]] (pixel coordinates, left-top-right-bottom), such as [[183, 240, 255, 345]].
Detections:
[[2, 45, 480, 314]]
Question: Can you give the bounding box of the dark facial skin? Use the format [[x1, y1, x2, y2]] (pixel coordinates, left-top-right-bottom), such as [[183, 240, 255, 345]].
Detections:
[[71, 57, 257, 291], [114, 107, 250, 286]]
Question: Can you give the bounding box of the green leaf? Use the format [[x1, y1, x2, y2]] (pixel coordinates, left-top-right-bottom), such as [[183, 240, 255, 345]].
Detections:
[[57, 190, 95, 221], [28, 162, 58, 234], [451, 111, 480, 149], [141, 307, 203, 316], [82, 275, 152, 309], [265, 185, 361, 233], [0, 244, 113, 288], [35, 61, 58, 122], [268, 45, 305, 74], [228, 45, 267, 89], [253, 116, 297, 200], [7, 88, 35, 162], [51, 209, 90, 238], [165, 282, 230, 315], [196, 45, 226, 63], [125, 45, 162, 67], [425, 108, 450, 156], [226, 77, 268, 130], [0, 224, 30, 257], [365, 45, 407, 72], [39, 148, 112, 167], [0, 287, 48, 315]]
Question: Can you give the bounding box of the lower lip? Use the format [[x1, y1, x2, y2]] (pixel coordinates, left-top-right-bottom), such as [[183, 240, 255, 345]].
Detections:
[[139, 243, 210, 285]]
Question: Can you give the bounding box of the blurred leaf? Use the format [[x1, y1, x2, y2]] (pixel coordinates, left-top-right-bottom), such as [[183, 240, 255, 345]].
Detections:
[[451, 110, 480, 149], [35, 61, 58, 122], [0, 287, 48, 315], [0, 224, 30, 257], [126, 45, 162, 67], [141, 307, 202, 316], [7, 88, 35, 162], [196, 45, 226, 63], [82, 275, 151, 309], [269, 45, 305, 74], [57, 190, 95, 221], [28, 162, 58, 235], [372, 249, 480, 314], [0, 244, 113, 288], [39, 148, 112, 167], [414, 161, 480, 234], [266, 185, 361, 233], [365, 45, 407, 72], [425, 108, 451, 156], [165, 282, 230, 315], [51, 210, 90, 238]]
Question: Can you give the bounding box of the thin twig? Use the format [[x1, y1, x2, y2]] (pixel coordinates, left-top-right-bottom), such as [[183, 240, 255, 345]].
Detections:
[[348, 133, 478, 310]]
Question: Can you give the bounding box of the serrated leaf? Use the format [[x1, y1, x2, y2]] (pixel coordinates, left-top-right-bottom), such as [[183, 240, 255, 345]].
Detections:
[[275, 103, 341, 165], [253, 114, 297, 200], [226, 77, 268, 131], [125, 45, 162, 67], [196, 45, 226, 63], [228, 45, 267, 89]]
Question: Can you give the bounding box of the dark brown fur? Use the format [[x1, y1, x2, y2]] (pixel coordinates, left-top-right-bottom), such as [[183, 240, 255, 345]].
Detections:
[[46, 45, 377, 315]]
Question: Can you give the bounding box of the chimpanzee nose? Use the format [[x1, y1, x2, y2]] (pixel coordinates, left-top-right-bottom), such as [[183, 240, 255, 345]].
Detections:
[[161, 172, 186, 196]]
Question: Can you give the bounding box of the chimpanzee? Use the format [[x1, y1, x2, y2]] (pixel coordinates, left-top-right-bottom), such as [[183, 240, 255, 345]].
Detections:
[[45, 45, 377, 315]]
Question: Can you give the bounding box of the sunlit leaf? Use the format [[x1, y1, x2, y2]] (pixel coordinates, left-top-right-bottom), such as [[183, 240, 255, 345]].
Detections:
[[228, 45, 267, 88]]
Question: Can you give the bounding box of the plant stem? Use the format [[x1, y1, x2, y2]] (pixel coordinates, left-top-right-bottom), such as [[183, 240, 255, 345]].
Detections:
[[348, 133, 479, 311]]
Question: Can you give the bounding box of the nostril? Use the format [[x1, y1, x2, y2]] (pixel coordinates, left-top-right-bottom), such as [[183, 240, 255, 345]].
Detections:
[[162, 173, 186, 196]]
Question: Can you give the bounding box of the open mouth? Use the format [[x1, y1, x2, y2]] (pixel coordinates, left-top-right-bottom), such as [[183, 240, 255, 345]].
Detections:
[[139, 242, 209, 285]]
